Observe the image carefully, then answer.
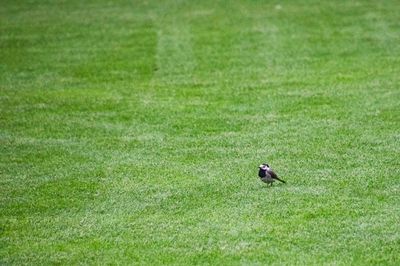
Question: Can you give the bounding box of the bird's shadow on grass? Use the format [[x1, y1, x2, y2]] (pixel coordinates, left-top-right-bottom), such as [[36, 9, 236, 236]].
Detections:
[[261, 185, 283, 189]]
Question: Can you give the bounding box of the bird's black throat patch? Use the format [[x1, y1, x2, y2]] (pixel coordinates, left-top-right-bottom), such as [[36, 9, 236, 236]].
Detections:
[[258, 169, 266, 178]]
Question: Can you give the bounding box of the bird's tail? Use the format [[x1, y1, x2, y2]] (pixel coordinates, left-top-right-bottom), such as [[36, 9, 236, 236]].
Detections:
[[274, 177, 286, 183]]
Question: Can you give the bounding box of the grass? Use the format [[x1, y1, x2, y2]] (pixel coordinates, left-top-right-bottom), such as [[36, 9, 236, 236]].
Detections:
[[1, 0, 400, 264]]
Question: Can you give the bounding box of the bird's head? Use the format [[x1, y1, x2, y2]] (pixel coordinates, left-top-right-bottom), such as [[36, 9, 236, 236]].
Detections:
[[259, 163, 270, 170]]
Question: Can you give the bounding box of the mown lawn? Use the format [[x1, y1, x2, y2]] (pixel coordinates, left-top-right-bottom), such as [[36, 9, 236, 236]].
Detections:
[[1, 0, 399, 264]]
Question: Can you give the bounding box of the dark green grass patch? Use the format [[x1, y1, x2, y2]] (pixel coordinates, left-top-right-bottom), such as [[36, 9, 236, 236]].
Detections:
[[1, 0, 400, 264]]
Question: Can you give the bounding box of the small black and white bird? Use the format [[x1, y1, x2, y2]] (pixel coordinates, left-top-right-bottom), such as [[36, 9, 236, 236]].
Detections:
[[258, 163, 286, 186]]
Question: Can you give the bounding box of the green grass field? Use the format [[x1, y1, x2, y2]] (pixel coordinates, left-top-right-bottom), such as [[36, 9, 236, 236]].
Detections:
[[1, 0, 400, 264]]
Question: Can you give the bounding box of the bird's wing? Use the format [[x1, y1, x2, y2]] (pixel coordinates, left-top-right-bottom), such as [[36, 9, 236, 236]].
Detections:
[[267, 169, 278, 179]]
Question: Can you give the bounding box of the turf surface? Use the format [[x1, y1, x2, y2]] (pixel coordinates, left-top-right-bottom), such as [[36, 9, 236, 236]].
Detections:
[[1, 0, 400, 264]]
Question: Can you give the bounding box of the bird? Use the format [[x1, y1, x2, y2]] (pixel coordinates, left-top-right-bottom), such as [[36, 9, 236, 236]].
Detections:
[[258, 163, 286, 186]]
